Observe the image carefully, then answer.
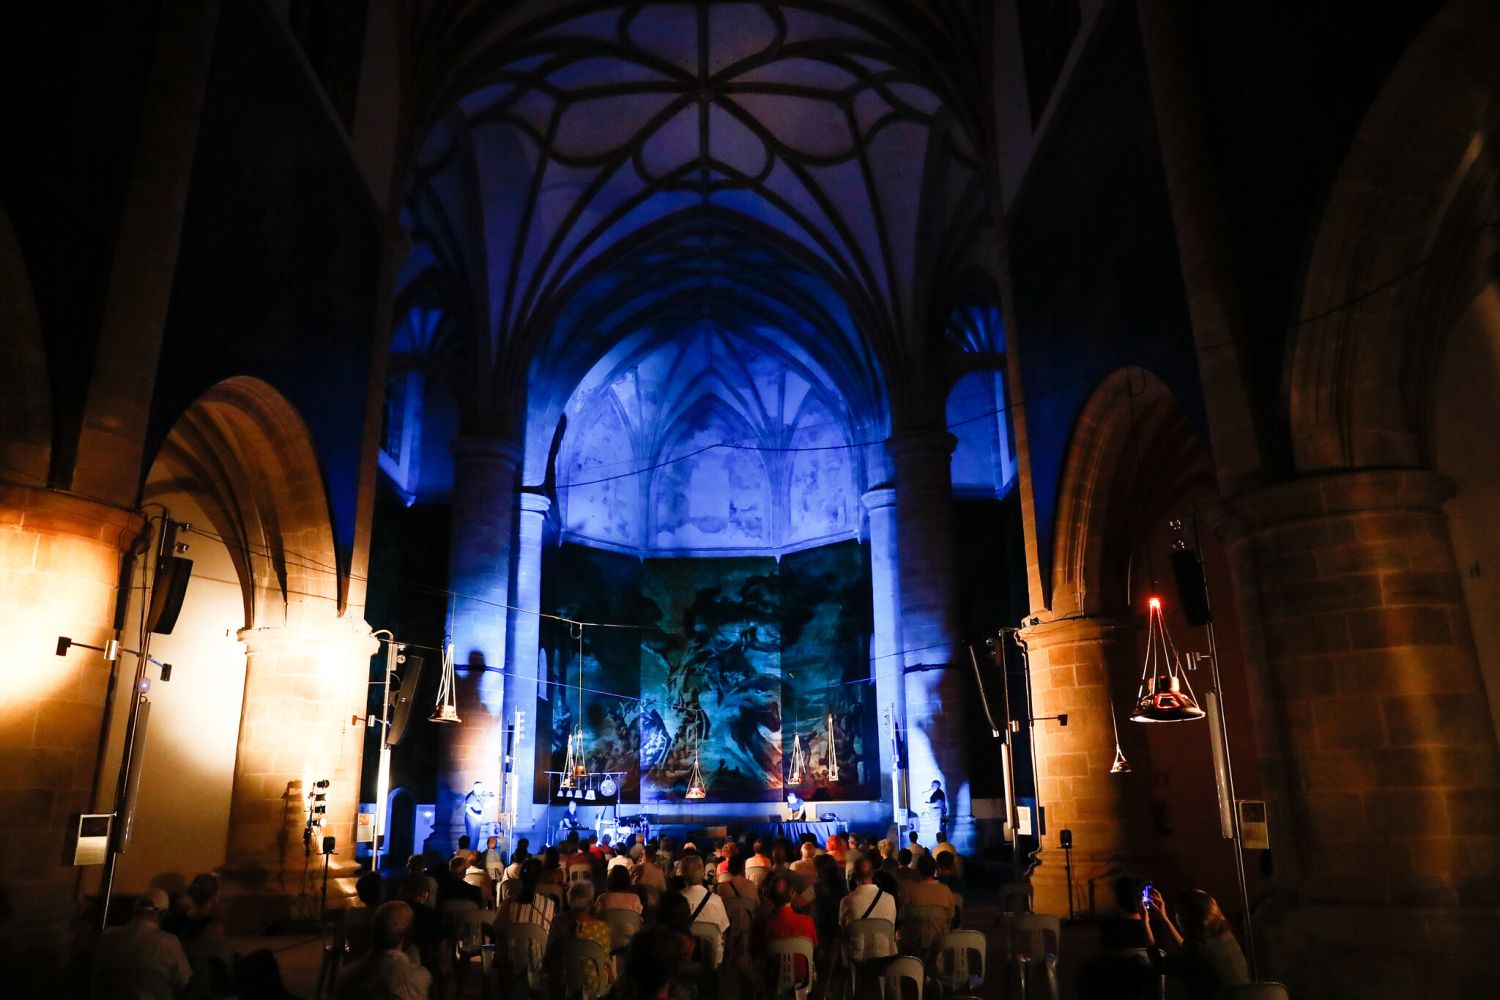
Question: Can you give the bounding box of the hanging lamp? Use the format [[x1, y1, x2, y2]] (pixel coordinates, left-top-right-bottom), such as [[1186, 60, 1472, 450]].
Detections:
[[685, 746, 708, 800], [1108, 697, 1132, 773], [561, 623, 588, 787], [430, 640, 461, 724], [1130, 596, 1205, 723], [788, 733, 807, 784], [825, 713, 840, 783]]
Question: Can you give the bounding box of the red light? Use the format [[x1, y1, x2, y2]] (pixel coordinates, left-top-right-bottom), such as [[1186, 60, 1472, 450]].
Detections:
[[1147, 596, 1162, 610]]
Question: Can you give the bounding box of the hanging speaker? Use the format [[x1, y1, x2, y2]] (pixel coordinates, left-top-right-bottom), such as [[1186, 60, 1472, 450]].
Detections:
[[1169, 547, 1212, 626], [146, 556, 193, 634], [386, 655, 425, 747]]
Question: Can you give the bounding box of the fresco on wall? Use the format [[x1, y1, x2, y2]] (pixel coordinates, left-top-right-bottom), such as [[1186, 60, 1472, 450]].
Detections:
[[536, 540, 876, 804]]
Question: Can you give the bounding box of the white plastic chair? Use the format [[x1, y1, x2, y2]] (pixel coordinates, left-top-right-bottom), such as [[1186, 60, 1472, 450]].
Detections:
[[746, 863, 772, 884], [768, 936, 816, 1000], [1005, 913, 1060, 1000], [597, 907, 642, 951], [997, 882, 1032, 915], [691, 920, 724, 969], [929, 930, 986, 997], [843, 917, 897, 963], [1214, 985, 1290, 1000], [537, 882, 566, 908], [882, 955, 924, 1000], [723, 895, 758, 960], [547, 935, 610, 1000], [498, 921, 549, 992]]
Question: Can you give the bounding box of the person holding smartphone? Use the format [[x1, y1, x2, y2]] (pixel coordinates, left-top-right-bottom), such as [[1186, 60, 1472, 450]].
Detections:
[[1142, 887, 1250, 1000]]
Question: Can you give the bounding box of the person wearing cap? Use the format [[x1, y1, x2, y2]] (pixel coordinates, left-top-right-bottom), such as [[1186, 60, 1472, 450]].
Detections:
[[92, 888, 193, 997]]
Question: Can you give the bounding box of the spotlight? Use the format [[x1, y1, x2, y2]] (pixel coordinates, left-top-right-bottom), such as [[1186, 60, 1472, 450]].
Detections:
[[56, 636, 72, 656]]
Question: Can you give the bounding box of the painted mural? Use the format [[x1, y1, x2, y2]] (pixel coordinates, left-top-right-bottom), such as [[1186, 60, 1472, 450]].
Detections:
[[536, 540, 876, 804]]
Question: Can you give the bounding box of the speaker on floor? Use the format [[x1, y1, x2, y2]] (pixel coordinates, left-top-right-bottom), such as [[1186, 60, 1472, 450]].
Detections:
[[1169, 546, 1213, 626], [387, 655, 424, 747]]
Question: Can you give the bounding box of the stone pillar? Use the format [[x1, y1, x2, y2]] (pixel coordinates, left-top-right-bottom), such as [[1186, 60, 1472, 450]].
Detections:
[[1019, 613, 1153, 916], [862, 487, 905, 819], [442, 437, 519, 848], [0, 487, 142, 935], [888, 431, 972, 847], [1231, 469, 1500, 994], [226, 614, 375, 885], [507, 491, 550, 840]]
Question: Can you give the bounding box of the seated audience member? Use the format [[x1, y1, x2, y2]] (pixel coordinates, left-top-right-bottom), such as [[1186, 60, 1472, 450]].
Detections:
[[840, 857, 897, 951], [675, 855, 730, 959], [343, 871, 386, 959], [1144, 888, 1249, 1000], [497, 859, 557, 933], [752, 873, 818, 987], [930, 833, 956, 861], [437, 854, 484, 908], [92, 889, 192, 998], [619, 924, 689, 1000], [548, 882, 614, 991], [934, 851, 968, 899], [714, 839, 737, 877], [716, 853, 758, 903], [898, 854, 956, 948], [824, 835, 848, 866], [163, 873, 222, 945], [1076, 877, 1156, 1000], [395, 873, 446, 971], [812, 853, 848, 947], [906, 831, 926, 857], [893, 849, 920, 896], [480, 836, 505, 877], [633, 846, 668, 892], [541, 846, 565, 886], [402, 853, 439, 904], [746, 839, 774, 877], [1100, 877, 1151, 951], [456, 835, 475, 864], [875, 839, 898, 874], [334, 900, 432, 1000], [790, 841, 819, 881], [598, 864, 644, 913]]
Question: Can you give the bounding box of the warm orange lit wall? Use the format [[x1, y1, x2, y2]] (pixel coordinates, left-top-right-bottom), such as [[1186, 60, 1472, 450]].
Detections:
[[0, 485, 139, 933]]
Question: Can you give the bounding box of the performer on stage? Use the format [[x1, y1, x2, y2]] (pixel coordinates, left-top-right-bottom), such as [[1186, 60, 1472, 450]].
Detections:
[[464, 780, 494, 847], [925, 779, 948, 842], [557, 799, 586, 839]]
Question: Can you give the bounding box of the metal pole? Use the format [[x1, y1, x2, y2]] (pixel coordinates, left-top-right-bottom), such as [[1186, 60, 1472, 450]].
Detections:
[[1191, 516, 1257, 979], [371, 634, 395, 872]]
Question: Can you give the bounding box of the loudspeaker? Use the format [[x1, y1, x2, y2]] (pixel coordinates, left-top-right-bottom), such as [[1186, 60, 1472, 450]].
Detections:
[[1169, 547, 1212, 626], [146, 555, 194, 634], [1059, 828, 1073, 849], [322, 835, 336, 855], [386, 655, 424, 747]]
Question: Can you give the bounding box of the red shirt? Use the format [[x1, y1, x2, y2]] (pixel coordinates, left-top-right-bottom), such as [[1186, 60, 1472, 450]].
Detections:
[[753, 905, 818, 981]]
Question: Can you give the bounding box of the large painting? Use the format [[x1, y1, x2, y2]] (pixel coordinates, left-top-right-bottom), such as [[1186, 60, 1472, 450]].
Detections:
[[536, 540, 876, 804]]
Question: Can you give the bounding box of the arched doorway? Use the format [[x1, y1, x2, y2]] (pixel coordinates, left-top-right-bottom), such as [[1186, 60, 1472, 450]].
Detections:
[[386, 786, 417, 864]]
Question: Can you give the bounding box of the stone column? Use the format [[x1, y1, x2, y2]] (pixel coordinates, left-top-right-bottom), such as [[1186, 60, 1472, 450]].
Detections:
[[1019, 613, 1153, 916], [1229, 469, 1500, 994], [226, 614, 375, 885], [888, 431, 973, 847], [506, 491, 550, 840], [0, 487, 142, 935], [441, 437, 519, 848], [862, 487, 905, 818]]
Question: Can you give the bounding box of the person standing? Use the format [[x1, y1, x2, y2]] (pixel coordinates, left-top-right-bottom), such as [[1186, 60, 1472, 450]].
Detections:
[[925, 780, 947, 843]]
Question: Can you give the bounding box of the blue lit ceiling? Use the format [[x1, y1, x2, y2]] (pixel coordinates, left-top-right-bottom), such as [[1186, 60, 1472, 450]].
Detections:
[[394, 1, 1002, 551]]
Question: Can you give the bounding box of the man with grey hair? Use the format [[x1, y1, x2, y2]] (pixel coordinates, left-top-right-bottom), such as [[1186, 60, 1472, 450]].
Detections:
[[92, 888, 192, 997], [675, 853, 729, 958], [335, 900, 433, 1000]]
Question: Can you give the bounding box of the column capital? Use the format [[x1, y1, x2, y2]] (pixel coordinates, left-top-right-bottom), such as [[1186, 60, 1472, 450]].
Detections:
[[885, 429, 957, 461], [1229, 467, 1453, 531], [519, 490, 553, 516], [860, 486, 898, 512], [450, 436, 522, 467]]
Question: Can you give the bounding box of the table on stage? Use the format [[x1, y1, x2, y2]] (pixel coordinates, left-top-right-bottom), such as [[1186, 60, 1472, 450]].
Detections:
[[765, 820, 849, 842]]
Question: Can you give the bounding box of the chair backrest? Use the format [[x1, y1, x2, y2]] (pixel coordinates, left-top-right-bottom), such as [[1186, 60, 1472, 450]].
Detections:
[[499, 921, 550, 975], [566, 864, 593, 885], [745, 863, 771, 884], [842, 917, 896, 963], [690, 921, 724, 968], [548, 935, 610, 1000], [767, 936, 815, 999], [883, 955, 924, 1000], [998, 881, 1033, 914], [598, 907, 642, 950], [1009, 913, 1061, 963], [931, 929, 986, 990], [722, 895, 757, 932], [901, 904, 951, 953], [454, 908, 494, 957], [537, 882, 566, 906], [1214, 984, 1290, 1000]]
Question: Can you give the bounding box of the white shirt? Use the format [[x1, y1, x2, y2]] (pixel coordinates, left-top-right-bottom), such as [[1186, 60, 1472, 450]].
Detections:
[[678, 884, 730, 934], [335, 947, 433, 1000], [839, 883, 897, 925]]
